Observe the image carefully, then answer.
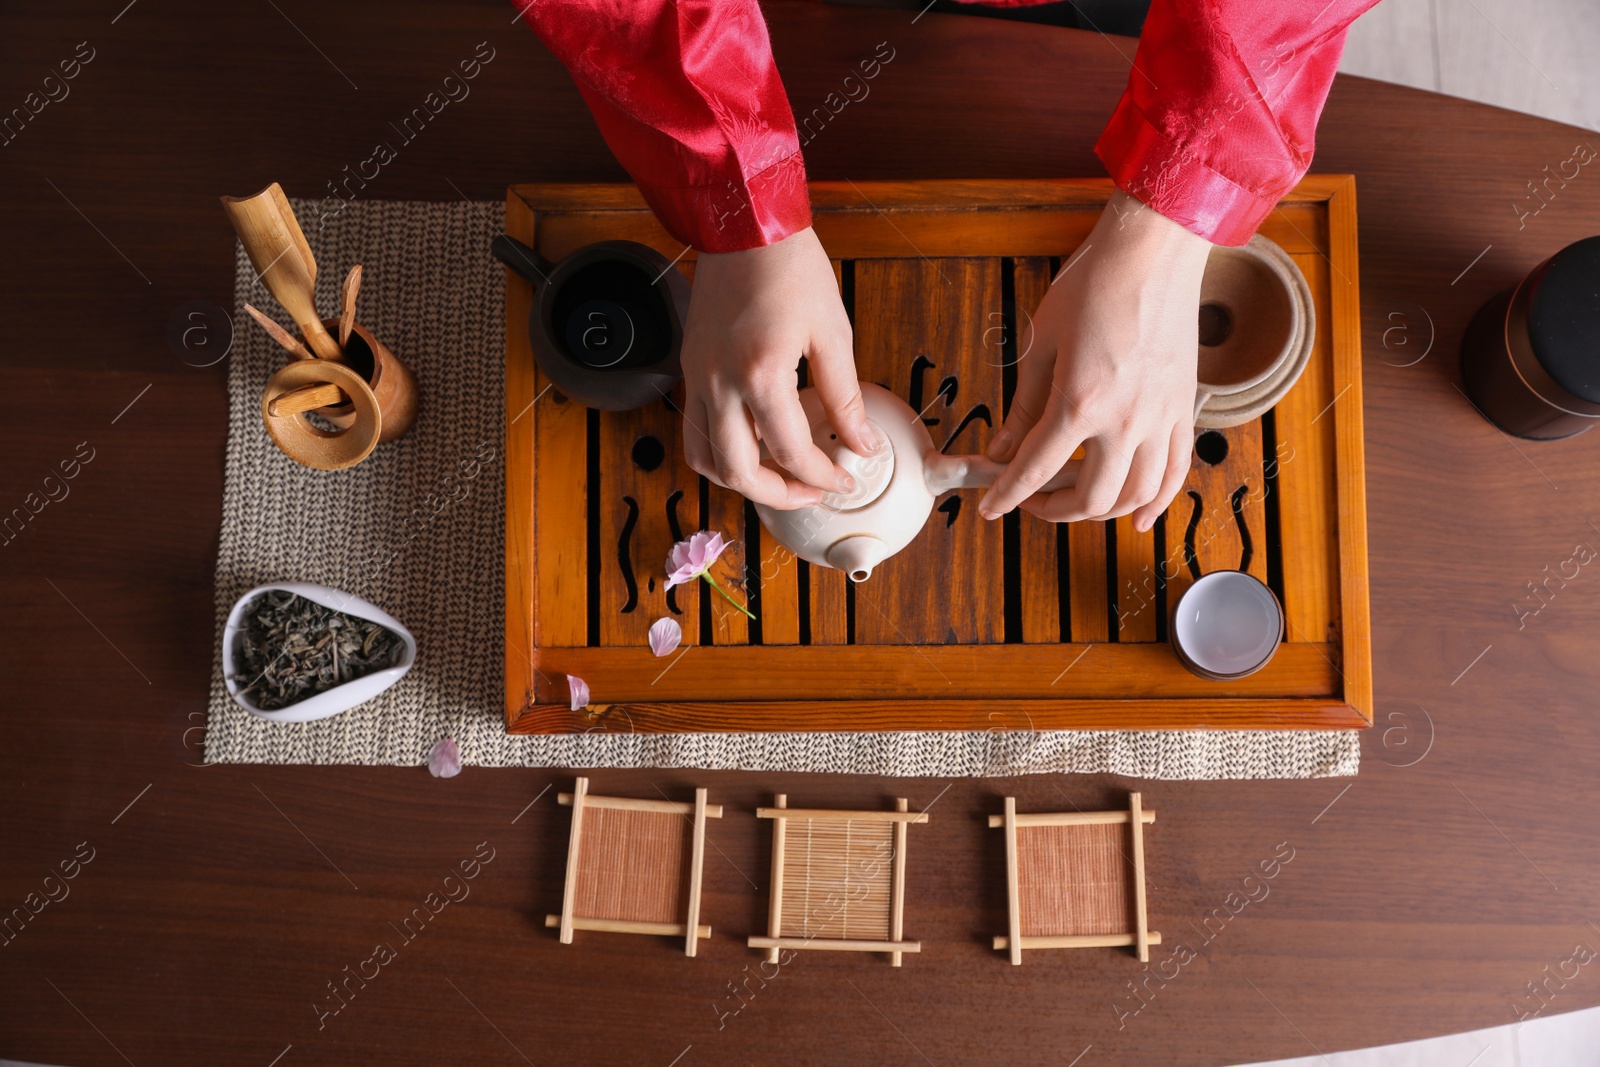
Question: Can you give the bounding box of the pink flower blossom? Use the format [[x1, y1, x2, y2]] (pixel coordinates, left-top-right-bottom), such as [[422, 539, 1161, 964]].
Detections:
[[648, 617, 682, 657], [567, 673, 590, 711], [662, 529, 755, 620], [427, 737, 461, 778], [664, 530, 728, 589]]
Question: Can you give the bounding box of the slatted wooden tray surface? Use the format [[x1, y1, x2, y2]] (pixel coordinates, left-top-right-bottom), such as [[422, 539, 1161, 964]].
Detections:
[[503, 178, 1369, 734]]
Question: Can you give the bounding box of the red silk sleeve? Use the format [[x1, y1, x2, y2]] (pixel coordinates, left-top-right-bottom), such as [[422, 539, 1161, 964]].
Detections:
[[518, 0, 812, 253], [1094, 0, 1380, 246]]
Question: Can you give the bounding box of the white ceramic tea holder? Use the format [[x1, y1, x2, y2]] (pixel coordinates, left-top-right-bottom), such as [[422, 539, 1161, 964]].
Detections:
[[222, 581, 416, 723]]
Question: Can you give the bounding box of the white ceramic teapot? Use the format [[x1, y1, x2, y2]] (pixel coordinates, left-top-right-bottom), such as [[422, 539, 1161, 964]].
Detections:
[[753, 382, 1078, 583]]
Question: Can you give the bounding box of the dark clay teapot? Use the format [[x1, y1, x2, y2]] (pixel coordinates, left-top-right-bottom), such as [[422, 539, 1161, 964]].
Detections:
[[492, 235, 690, 411]]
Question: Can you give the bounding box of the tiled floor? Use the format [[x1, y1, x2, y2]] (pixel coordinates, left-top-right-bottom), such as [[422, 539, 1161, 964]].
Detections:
[[1339, 0, 1599, 131], [1243, 1003, 1600, 1067]]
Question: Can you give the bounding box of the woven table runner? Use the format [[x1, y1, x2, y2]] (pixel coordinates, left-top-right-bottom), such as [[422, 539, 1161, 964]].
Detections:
[[202, 198, 1360, 779]]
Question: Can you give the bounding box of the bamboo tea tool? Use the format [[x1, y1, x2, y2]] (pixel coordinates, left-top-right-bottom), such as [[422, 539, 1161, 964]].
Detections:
[[249, 315, 417, 466], [222, 182, 420, 466], [256, 317, 418, 469], [221, 183, 342, 360], [748, 795, 926, 966], [545, 777, 721, 957], [260, 359, 381, 471], [339, 264, 362, 348], [242, 303, 359, 433], [243, 303, 316, 362], [303, 316, 418, 445], [991, 793, 1158, 964]]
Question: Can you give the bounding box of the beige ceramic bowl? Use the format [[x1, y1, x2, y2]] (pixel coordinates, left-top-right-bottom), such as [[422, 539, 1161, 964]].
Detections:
[[1193, 235, 1316, 430]]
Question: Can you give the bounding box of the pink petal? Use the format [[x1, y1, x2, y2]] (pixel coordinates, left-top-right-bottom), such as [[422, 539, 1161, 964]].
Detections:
[[648, 617, 682, 657], [427, 737, 461, 778], [664, 562, 698, 590], [689, 530, 727, 570], [567, 673, 590, 711]]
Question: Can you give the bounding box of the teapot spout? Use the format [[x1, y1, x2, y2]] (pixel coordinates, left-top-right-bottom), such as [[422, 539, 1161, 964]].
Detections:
[[922, 448, 1082, 495], [826, 535, 892, 583], [922, 450, 1004, 494]]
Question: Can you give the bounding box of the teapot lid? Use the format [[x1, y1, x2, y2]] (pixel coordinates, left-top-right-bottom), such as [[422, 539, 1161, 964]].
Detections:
[[814, 417, 895, 512]]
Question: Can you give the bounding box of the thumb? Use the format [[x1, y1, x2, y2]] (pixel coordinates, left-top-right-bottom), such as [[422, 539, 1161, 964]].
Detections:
[[807, 335, 877, 457]]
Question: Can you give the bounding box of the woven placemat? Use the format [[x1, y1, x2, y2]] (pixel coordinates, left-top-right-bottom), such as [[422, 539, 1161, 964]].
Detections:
[[202, 198, 1360, 779]]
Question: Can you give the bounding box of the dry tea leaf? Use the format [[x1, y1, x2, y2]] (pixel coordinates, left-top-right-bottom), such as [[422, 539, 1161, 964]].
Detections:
[[232, 590, 404, 710]]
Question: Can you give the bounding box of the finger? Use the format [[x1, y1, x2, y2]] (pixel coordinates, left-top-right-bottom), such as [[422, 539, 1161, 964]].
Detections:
[[1023, 438, 1134, 524], [744, 380, 854, 494], [1078, 438, 1136, 521], [989, 334, 1055, 461], [987, 391, 1044, 462], [806, 329, 877, 457], [681, 393, 716, 481], [1098, 437, 1168, 523], [707, 397, 824, 509], [978, 399, 1089, 519], [1133, 422, 1194, 531]]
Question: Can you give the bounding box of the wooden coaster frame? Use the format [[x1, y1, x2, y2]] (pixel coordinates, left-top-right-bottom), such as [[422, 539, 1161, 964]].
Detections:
[[544, 776, 722, 957], [748, 795, 926, 966], [991, 792, 1160, 965]]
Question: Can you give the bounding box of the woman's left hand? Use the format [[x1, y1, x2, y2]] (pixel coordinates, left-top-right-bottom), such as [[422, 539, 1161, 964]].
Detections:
[[979, 190, 1212, 532]]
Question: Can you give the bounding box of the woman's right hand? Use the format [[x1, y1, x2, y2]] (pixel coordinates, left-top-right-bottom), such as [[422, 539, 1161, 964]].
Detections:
[[680, 225, 878, 510]]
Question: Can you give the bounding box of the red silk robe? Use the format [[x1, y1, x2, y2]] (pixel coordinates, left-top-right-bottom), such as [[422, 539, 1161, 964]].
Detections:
[[519, 0, 1377, 251]]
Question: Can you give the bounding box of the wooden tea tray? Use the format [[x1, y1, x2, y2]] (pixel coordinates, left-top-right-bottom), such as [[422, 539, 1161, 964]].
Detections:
[[503, 178, 1369, 735]]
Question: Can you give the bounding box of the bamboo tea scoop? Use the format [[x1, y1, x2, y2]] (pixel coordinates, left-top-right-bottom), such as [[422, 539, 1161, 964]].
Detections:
[[267, 382, 350, 416], [221, 182, 342, 360]]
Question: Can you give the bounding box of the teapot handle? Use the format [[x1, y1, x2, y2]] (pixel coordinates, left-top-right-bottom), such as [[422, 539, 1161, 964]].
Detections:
[[922, 450, 1081, 495], [490, 235, 555, 289]]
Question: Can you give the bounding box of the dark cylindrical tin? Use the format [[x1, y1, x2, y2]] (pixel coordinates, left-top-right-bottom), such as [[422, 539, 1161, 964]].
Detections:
[[1460, 236, 1600, 440]]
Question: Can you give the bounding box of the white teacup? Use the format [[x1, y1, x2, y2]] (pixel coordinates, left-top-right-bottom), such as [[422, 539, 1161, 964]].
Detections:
[[1169, 570, 1284, 680]]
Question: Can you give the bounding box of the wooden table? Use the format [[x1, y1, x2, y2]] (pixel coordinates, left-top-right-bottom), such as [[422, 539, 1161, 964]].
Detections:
[[3, 2, 1597, 1064]]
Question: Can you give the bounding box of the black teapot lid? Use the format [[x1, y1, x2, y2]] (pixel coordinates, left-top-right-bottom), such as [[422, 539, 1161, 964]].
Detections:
[[1527, 235, 1600, 403]]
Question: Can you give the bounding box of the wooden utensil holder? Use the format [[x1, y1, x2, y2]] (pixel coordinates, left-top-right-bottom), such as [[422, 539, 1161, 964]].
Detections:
[[258, 317, 419, 471], [295, 317, 417, 444], [261, 358, 384, 471]]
